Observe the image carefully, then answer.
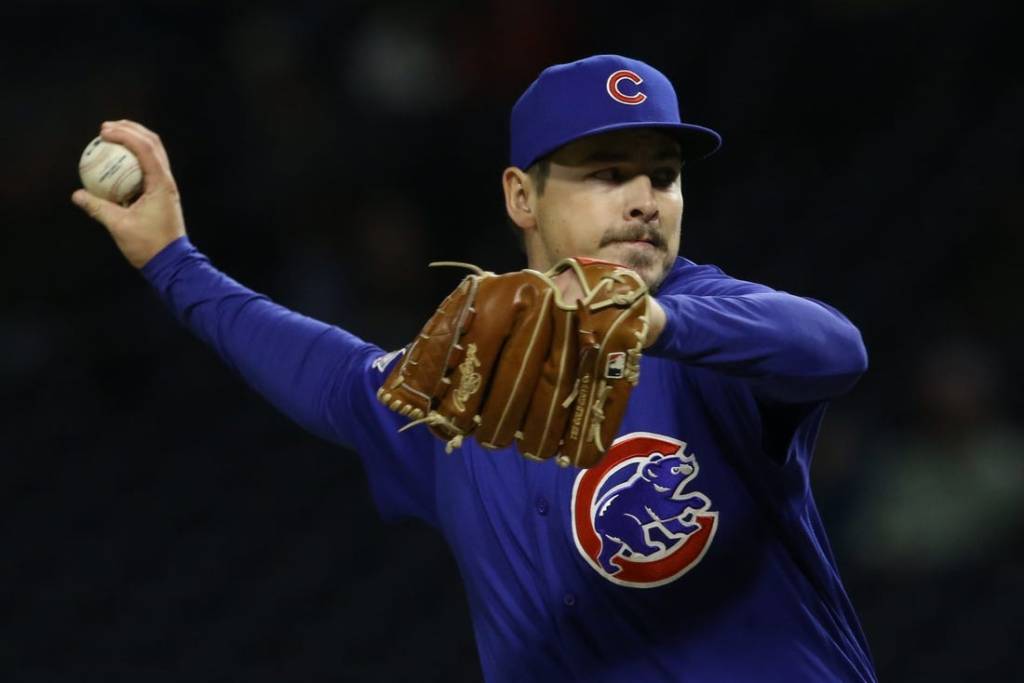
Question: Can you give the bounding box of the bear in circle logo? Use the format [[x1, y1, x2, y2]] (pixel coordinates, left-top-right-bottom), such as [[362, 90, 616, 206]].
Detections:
[[571, 432, 717, 588]]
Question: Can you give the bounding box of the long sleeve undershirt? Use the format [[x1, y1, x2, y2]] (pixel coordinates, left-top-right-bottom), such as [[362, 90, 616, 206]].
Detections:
[[647, 262, 867, 404], [142, 236, 867, 450]]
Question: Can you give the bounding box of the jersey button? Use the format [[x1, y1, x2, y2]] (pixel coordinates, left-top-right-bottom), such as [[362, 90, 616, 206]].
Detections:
[[563, 593, 576, 607], [535, 496, 549, 516]]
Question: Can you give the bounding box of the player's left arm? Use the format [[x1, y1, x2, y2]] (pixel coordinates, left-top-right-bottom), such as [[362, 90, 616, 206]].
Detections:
[[642, 266, 867, 404]]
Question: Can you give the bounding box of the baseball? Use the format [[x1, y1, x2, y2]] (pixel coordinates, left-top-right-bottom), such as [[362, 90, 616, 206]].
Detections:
[[78, 136, 143, 205]]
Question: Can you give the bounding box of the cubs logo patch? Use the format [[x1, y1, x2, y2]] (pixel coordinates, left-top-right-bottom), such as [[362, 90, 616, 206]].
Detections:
[[606, 69, 647, 105], [571, 432, 717, 588]]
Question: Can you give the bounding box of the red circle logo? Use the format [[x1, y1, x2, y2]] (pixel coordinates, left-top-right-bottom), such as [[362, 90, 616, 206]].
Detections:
[[571, 432, 717, 588], [606, 69, 647, 105]]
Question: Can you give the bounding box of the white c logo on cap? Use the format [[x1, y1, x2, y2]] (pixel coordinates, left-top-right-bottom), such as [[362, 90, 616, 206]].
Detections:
[[606, 70, 646, 105]]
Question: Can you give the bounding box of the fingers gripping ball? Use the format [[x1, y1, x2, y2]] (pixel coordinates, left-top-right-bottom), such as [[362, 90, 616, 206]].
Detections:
[[377, 258, 650, 468], [78, 136, 143, 205]]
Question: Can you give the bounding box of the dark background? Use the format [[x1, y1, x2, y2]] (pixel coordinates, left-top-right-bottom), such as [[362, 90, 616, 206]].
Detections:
[[2, 1, 1022, 681]]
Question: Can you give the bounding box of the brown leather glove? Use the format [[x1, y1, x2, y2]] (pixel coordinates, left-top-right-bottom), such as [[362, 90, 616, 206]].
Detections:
[[376, 257, 650, 468]]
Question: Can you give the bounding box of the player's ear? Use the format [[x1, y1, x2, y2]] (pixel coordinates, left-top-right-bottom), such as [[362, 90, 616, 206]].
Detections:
[[502, 167, 537, 231]]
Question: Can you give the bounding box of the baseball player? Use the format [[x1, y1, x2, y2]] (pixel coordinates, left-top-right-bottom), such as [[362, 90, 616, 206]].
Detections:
[[72, 55, 877, 682]]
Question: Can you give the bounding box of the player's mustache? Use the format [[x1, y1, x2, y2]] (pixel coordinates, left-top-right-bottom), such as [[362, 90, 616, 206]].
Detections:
[[599, 226, 667, 250]]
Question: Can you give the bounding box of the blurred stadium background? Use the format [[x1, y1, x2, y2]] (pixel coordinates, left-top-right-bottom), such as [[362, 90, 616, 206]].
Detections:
[[1, 0, 1021, 680]]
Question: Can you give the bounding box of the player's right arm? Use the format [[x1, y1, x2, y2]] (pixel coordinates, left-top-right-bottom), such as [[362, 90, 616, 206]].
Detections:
[[71, 121, 441, 522], [71, 120, 366, 442]]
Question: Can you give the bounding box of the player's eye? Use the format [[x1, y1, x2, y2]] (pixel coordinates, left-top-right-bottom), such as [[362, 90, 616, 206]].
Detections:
[[651, 167, 679, 188], [591, 168, 622, 182]]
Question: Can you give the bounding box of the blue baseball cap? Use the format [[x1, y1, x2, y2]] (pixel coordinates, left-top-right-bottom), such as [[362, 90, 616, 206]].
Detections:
[[509, 54, 721, 169]]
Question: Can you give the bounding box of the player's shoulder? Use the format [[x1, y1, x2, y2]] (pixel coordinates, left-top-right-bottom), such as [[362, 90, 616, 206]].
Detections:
[[657, 256, 772, 297]]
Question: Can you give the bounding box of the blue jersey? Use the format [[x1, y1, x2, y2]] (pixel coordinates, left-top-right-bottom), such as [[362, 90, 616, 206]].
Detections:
[[142, 237, 877, 682]]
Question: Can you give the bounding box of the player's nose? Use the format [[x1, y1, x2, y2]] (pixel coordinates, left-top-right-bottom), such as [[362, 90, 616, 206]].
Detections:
[[624, 175, 659, 223]]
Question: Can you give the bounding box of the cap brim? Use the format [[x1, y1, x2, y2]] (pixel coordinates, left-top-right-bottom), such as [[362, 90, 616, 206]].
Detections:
[[573, 121, 722, 161], [521, 121, 722, 168], [665, 123, 722, 160]]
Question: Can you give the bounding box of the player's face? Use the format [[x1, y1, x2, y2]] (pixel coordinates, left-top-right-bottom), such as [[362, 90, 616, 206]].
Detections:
[[531, 129, 683, 290]]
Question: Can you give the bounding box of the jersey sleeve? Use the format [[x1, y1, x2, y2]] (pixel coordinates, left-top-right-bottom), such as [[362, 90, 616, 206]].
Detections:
[[647, 261, 868, 404], [140, 236, 441, 524]]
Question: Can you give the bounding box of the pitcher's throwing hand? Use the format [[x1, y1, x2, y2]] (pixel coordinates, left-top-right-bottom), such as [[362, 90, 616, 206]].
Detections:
[[72, 120, 185, 269]]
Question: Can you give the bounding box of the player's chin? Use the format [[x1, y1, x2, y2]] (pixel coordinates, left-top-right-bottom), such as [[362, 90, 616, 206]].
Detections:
[[601, 243, 672, 290]]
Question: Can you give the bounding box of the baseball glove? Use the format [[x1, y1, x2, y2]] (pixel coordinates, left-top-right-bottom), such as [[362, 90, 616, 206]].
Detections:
[[376, 257, 650, 468]]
